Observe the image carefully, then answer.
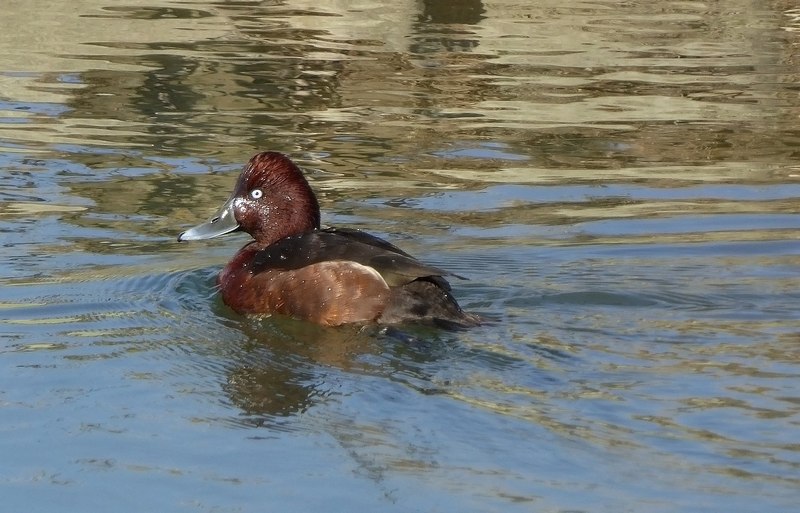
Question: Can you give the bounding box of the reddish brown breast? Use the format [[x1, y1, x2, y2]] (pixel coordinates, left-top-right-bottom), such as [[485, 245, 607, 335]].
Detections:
[[219, 247, 391, 326]]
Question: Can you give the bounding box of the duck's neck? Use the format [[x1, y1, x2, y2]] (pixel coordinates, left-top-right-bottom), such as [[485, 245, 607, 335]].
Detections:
[[254, 201, 319, 248]]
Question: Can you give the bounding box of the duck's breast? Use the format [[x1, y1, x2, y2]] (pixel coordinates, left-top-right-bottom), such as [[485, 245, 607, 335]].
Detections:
[[220, 258, 391, 326]]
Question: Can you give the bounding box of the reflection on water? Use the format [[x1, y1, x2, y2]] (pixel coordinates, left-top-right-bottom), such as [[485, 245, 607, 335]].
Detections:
[[1, 0, 799, 512]]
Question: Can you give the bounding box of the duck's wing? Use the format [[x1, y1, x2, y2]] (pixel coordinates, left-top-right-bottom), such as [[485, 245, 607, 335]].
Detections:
[[320, 226, 415, 257], [251, 228, 460, 287]]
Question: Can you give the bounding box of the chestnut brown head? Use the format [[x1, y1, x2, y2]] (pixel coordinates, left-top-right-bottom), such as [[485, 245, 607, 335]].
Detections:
[[178, 152, 321, 245]]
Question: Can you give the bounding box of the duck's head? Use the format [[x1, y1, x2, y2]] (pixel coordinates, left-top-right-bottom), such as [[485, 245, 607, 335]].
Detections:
[[178, 152, 321, 245]]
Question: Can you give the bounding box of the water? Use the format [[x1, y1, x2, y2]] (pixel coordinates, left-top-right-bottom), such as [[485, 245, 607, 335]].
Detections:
[[1, 1, 799, 511]]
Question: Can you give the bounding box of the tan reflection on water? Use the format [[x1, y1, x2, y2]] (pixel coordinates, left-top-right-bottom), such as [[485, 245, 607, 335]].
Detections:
[[1, 0, 799, 179]]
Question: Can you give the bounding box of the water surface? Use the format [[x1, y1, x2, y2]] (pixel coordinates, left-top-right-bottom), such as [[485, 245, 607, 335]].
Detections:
[[1, 1, 799, 512]]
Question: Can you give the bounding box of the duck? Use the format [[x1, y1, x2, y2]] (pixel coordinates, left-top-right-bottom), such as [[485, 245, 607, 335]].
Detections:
[[178, 151, 481, 328]]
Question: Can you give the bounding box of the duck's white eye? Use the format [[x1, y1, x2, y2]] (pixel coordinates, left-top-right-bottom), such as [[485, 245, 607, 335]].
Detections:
[[250, 189, 263, 199]]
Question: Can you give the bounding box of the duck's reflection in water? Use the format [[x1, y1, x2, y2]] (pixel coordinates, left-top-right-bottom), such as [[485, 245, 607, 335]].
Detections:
[[219, 313, 452, 424]]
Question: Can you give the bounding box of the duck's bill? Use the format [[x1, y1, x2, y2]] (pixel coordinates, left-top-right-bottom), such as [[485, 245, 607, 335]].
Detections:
[[177, 198, 240, 241]]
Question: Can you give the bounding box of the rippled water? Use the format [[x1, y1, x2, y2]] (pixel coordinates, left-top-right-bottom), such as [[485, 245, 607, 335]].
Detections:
[[1, 1, 799, 511]]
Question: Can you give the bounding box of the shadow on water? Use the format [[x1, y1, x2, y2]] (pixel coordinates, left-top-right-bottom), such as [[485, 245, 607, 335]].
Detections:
[[210, 302, 478, 426]]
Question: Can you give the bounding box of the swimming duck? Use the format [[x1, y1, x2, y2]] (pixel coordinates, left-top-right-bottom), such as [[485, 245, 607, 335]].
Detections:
[[178, 151, 480, 328]]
